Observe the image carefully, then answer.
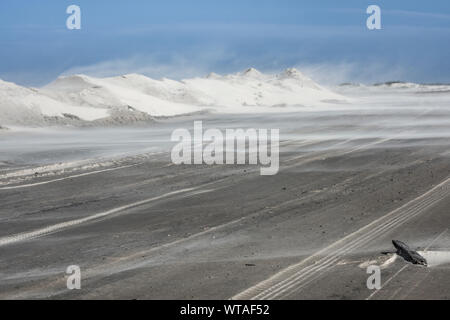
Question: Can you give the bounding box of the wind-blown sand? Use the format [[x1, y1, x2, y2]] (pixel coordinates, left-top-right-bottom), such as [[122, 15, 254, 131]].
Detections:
[[0, 68, 347, 127]]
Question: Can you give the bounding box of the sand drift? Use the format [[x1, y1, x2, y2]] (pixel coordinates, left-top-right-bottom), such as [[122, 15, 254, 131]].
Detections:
[[0, 68, 346, 127]]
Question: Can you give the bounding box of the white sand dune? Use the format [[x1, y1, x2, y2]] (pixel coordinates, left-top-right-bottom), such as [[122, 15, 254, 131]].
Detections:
[[0, 79, 109, 124], [0, 68, 346, 127]]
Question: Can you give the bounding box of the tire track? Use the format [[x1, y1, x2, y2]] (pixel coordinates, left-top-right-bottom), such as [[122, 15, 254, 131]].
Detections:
[[0, 152, 166, 188], [232, 175, 450, 300], [0, 187, 214, 247], [0, 164, 138, 190], [281, 137, 393, 171], [248, 185, 448, 299], [264, 191, 444, 299], [252, 191, 443, 299]]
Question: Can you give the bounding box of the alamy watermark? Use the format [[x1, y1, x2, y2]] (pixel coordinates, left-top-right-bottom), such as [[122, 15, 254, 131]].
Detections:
[[171, 121, 279, 175], [65, 5, 379, 31], [66, 265, 81, 290], [66, 5, 81, 30], [366, 265, 381, 290], [367, 5, 381, 30]]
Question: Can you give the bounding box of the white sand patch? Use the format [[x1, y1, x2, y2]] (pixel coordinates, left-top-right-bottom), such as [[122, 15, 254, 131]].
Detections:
[[380, 254, 398, 268], [358, 260, 379, 269], [358, 254, 398, 269], [418, 251, 450, 267]]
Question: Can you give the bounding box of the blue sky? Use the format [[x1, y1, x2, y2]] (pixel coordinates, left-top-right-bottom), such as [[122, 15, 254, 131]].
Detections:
[[1, 0, 450, 86]]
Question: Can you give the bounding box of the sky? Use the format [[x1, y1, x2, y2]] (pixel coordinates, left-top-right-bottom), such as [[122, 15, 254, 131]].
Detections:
[[0, 0, 450, 86]]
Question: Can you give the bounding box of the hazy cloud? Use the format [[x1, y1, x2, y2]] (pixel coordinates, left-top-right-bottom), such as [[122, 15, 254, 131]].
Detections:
[[296, 62, 408, 85]]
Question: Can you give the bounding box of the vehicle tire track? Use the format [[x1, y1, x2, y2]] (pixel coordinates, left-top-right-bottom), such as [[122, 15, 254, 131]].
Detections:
[[0, 187, 212, 247], [232, 175, 450, 300]]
